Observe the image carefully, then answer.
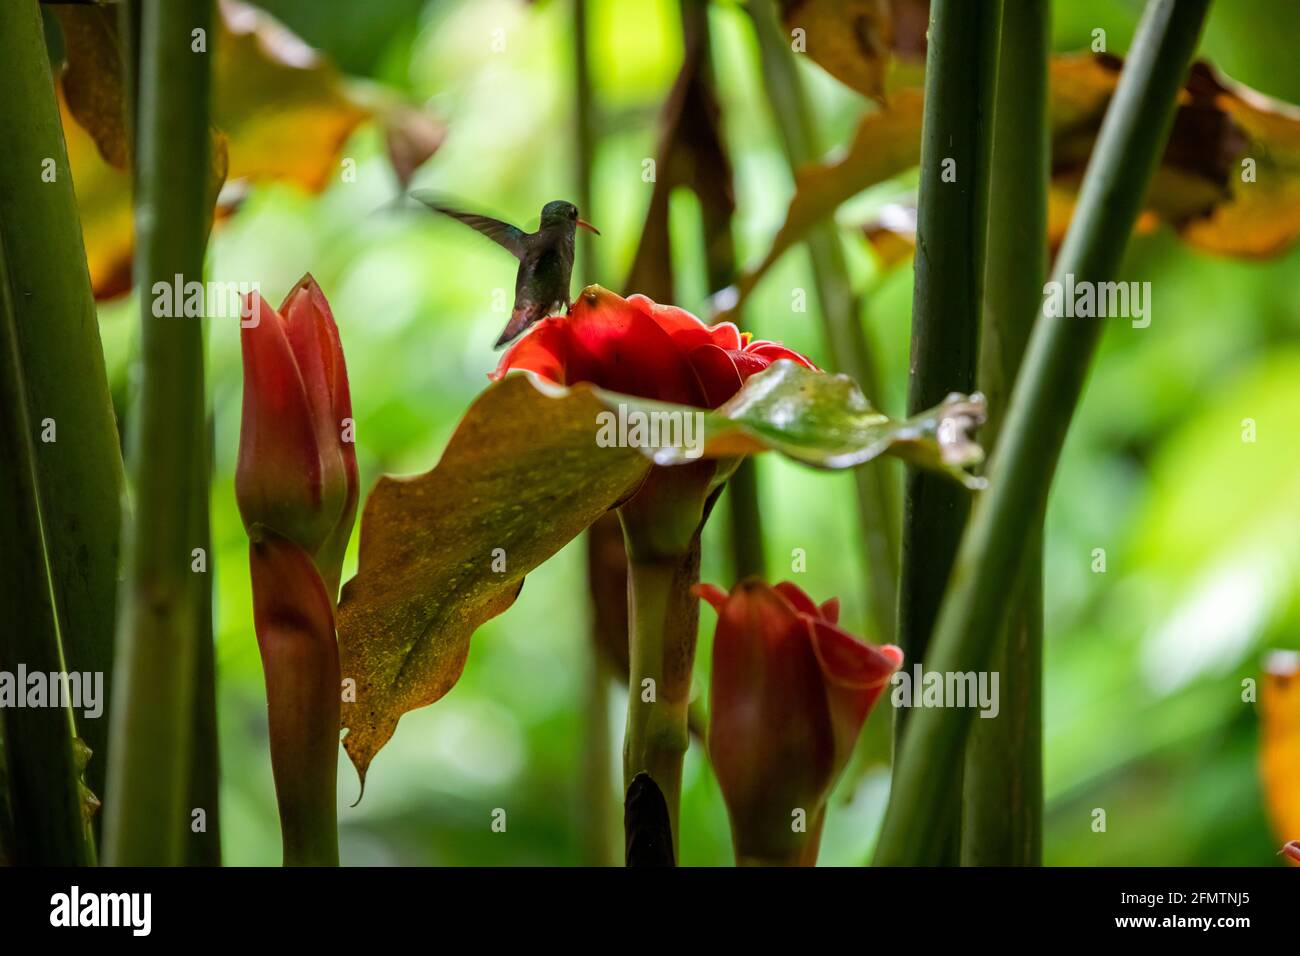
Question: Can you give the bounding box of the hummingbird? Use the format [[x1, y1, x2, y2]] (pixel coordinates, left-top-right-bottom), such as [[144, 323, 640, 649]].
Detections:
[[411, 193, 600, 349]]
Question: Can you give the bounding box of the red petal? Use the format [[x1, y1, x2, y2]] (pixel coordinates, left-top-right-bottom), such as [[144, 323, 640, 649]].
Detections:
[[490, 316, 569, 384], [708, 581, 837, 856], [809, 618, 902, 690], [236, 292, 328, 545], [808, 618, 902, 769], [819, 597, 840, 624], [686, 344, 744, 408], [560, 287, 704, 405], [773, 580, 820, 618], [626, 293, 743, 351], [693, 582, 729, 612], [728, 349, 772, 382], [746, 341, 819, 370]]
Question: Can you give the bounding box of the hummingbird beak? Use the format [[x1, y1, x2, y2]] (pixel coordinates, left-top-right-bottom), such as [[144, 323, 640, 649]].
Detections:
[[577, 218, 601, 236]]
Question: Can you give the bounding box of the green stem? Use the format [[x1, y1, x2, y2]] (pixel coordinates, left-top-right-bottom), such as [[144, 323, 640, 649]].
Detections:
[[726, 460, 766, 580], [621, 539, 701, 863], [750, 0, 898, 646], [0, 229, 95, 867], [874, 0, 1211, 866], [0, 0, 126, 817], [962, 0, 1050, 867], [895, 0, 1002, 862], [187, 415, 221, 866], [104, 0, 214, 866]]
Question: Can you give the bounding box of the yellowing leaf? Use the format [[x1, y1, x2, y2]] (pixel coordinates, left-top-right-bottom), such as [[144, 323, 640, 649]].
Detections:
[[336, 377, 651, 785], [62, 0, 376, 299], [720, 85, 923, 314], [1260, 652, 1300, 863], [53, 4, 127, 170], [778, 0, 928, 101], [727, 54, 1300, 312], [215, 0, 369, 191], [780, 0, 892, 101]]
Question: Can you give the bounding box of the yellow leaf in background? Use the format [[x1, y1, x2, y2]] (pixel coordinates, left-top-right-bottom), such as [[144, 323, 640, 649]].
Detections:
[[60, 91, 133, 300], [777, 0, 928, 101], [1048, 56, 1300, 258], [52, 4, 127, 170], [215, 0, 369, 191], [1259, 651, 1300, 865], [60, 0, 391, 300], [779, 0, 892, 102]]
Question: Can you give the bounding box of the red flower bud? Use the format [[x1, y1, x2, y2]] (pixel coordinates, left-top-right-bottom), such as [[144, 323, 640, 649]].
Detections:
[[698, 579, 902, 865], [490, 285, 816, 408], [236, 274, 358, 595]]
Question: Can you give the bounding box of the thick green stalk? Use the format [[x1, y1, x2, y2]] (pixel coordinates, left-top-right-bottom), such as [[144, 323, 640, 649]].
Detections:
[[621, 539, 701, 863], [105, 0, 214, 865], [749, 0, 897, 645], [892, 0, 1001, 865], [897, 0, 1001, 721], [187, 417, 221, 866], [0, 230, 95, 867], [875, 0, 1211, 866], [0, 0, 126, 814], [962, 0, 1050, 867]]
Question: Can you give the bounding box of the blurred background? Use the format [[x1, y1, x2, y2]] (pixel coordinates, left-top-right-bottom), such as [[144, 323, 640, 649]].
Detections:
[[79, 0, 1300, 865]]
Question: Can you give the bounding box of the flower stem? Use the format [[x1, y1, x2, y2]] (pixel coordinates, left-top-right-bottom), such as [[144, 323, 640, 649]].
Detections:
[[962, 0, 1050, 867], [622, 539, 701, 864], [749, 0, 898, 645], [104, 0, 214, 866], [261, 620, 340, 867], [874, 0, 1211, 866], [0, 0, 126, 818]]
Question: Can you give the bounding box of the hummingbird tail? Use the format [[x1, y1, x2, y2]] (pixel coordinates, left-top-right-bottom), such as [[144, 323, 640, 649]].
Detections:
[[493, 308, 542, 350]]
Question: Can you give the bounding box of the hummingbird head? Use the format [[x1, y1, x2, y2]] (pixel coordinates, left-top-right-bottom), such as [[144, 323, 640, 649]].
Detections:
[[540, 200, 600, 235]]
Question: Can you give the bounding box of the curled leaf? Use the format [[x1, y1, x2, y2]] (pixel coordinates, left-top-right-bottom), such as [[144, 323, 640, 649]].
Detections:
[[598, 360, 986, 488]]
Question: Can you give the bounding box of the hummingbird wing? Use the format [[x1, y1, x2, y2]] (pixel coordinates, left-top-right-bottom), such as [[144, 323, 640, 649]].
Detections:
[[409, 192, 528, 260]]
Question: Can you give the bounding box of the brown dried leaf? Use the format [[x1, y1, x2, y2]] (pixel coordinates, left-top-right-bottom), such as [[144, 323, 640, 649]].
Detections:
[[53, 4, 127, 169], [779, 0, 894, 102], [727, 54, 1300, 310]]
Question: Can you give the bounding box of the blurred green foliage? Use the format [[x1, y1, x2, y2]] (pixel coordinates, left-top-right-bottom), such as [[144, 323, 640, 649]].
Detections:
[[91, 0, 1300, 865]]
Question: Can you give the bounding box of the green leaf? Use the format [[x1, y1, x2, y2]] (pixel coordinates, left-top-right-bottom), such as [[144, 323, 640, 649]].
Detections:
[[597, 361, 986, 488], [337, 364, 985, 783]]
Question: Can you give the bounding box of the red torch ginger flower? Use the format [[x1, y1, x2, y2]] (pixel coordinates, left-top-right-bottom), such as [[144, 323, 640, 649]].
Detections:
[[490, 285, 816, 408], [697, 579, 903, 866], [235, 273, 356, 865], [236, 274, 358, 596]]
